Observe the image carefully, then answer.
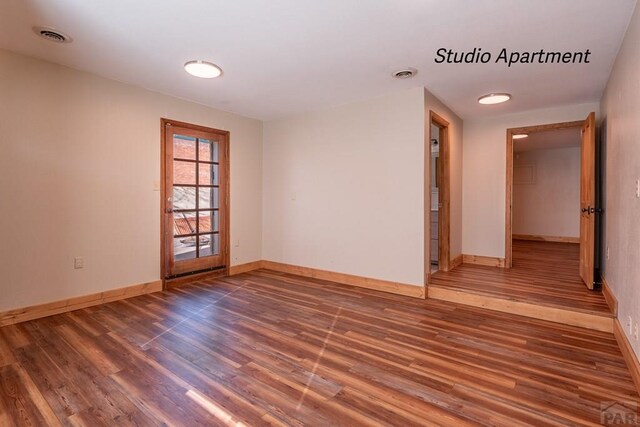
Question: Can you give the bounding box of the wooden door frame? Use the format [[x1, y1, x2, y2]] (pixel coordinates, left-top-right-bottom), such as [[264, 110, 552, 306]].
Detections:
[[427, 111, 451, 281], [505, 119, 583, 268], [160, 118, 230, 286]]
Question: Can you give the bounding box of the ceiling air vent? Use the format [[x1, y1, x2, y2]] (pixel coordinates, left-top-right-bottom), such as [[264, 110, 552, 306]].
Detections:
[[33, 27, 72, 43], [392, 68, 418, 79]]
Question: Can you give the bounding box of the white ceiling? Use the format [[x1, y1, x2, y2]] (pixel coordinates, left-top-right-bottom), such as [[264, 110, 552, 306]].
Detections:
[[514, 127, 581, 152], [0, 0, 636, 121]]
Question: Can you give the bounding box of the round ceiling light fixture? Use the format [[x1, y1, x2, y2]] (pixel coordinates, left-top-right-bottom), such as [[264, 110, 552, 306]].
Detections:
[[184, 60, 222, 78], [512, 133, 529, 139], [33, 26, 72, 43], [478, 93, 511, 105], [392, 68, 418, 79]]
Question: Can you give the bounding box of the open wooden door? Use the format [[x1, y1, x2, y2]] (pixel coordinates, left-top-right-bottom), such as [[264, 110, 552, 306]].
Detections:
[[579, 112, 596, 289]]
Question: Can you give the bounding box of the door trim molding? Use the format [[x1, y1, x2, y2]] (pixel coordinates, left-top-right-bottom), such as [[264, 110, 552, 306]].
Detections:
[[428, 111, 451, 281], [160, 118, 230, 287], [505, 120, 584, 268]]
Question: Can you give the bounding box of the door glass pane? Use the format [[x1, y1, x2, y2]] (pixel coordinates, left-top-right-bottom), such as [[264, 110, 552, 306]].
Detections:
[[213, 233, 220, 255], [174, 236, 196, 261], [199, 233, 219, 257], [174, 161, 196, 185], [199, 233, 212, 257], [173, 211, 197, 235], [198, 187, 219, 209], [199, 139, 219, 162], [173, 186, 196, 210], [198, 163, 219, 185], [198, 210, 219, 233], [174, 135, 196, 160]]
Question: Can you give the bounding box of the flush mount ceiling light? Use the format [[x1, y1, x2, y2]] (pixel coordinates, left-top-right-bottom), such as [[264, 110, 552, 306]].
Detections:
[[392, 68, 418, 79], [33, 26, 72, 43], [512, 133, 529, 139], [478, 93, 511, 105], [184, 60, 222, 78]]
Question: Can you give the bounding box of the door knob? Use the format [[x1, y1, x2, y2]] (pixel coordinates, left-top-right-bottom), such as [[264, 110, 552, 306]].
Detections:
[[581, 207, 589, 213]]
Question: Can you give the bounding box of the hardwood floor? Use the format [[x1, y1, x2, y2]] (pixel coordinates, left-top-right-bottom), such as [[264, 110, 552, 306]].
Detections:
[[430, 240, 611, 316], [1, 269, 638, 426]]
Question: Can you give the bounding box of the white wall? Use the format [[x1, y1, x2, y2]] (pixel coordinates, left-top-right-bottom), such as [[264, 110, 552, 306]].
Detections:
[[462, 102, 598, 258], [263, 88, 426, 286], [0, 49, 263, 311], [600, 3, 640, 360], [513, 147, 580, 238]]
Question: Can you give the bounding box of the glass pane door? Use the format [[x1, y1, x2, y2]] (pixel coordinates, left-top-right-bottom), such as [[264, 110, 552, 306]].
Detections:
[[163, 121, 227, 278]]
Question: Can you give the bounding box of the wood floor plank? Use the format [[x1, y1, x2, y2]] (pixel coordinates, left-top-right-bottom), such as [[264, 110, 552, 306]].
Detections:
[[0, 324, 32, 350], [0, 363, 61, 427], [14, 343, 91, 420], [0, 336, 16, 368]]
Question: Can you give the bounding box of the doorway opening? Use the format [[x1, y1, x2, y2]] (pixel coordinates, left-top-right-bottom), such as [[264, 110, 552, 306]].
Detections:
[[505, 113, 598, 291], [161, 119, 230, 285], [427, 111, 451, 279], [428, 113, 610, 325]]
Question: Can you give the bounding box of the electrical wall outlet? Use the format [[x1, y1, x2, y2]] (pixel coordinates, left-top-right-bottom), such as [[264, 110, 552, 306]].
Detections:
[[74, 257, 84, 269], [606, 246, 610, 260], [628, 316, 633, 335], [636, 179, 640, 198]]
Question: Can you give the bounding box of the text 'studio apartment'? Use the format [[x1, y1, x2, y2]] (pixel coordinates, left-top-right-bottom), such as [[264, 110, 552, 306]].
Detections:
[[1, 1, 640, 425]]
